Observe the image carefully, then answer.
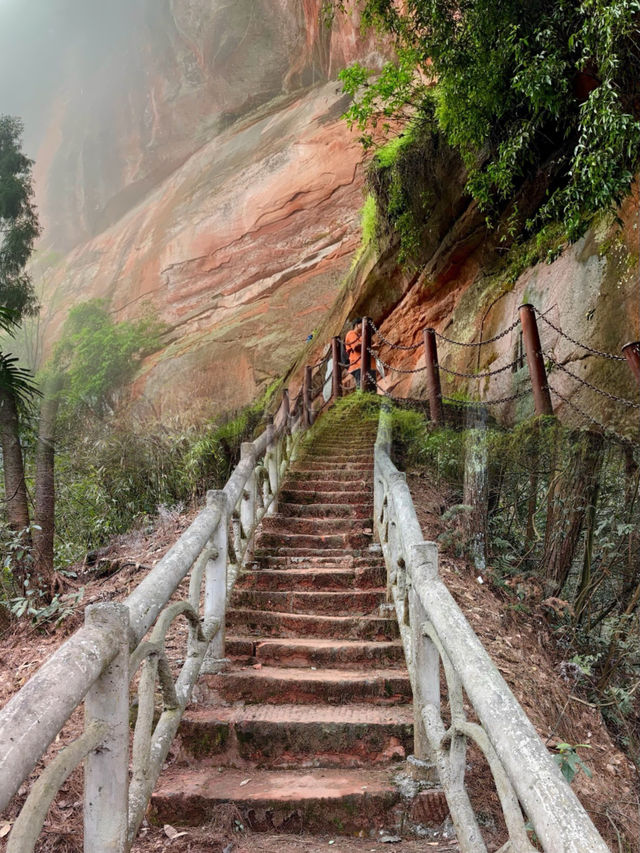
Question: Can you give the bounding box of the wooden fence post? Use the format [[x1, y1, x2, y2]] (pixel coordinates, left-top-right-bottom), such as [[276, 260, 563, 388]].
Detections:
[[423, 328, 445, 425], [331, 336, 342, 399], [519, 304, 553, 416], [361, 317, 374, 392]]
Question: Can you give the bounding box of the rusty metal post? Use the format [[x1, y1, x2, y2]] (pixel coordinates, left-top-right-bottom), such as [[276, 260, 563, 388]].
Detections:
[[331, 336, 342, 399], [361, 317, 374, 392], [303, 366, 312, 427], [423, 328, 444, 425], [622, 342, 640, 386], [519, 304, 553, 416]]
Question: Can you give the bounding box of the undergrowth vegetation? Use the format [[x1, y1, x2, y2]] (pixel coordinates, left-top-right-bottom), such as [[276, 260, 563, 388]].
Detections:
[[391, 405, 640, 768], [333, 0, 640, 240], [0, 299, 278, 624]]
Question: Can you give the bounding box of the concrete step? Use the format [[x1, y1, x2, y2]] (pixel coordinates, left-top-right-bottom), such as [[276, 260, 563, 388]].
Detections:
[[226, 609, 400, 641], [248, 553, 384, 569], [278, 488, 372, 506], [226, 637, 405, 668], [150, 767, 408, 833], [292, 460, 373, 471], [277, 502, 371, 519], [254, 547, 368, 559], [281, 477, 373, 492], [257, 532, 372, 552], [260, 516, 370, 536], [235, 565, 385, 591], [202, 665, 412, 705], [231, 589, 385, 616], [287, 469, 373, 484], [179, 703, 413, 767]]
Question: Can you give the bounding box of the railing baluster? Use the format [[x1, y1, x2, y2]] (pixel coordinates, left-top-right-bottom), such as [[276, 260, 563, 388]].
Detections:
[[408, 545, 439, 779], [266, 421, 279, 516], [240, 442, 257, 557], [84, 603, 130, 853], [202, 491, 228, 673]]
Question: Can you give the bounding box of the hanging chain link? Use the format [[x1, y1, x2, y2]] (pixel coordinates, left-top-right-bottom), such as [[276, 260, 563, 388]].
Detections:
[[441, 387, 532, 407], [535, 309, 625, 362], [547, 382, 635, 445], [439, 358, 521, 379], [367, 317, 423, 351], [435, 317, 521, 348], [310, 351, 331, 370], [374, 356, 430, 374], [545, 354, 640, 409]]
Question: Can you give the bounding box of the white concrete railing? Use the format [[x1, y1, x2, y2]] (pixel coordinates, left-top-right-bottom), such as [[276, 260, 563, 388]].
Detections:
[[0, 397, 304, 853], [374, 404, 609, 853]]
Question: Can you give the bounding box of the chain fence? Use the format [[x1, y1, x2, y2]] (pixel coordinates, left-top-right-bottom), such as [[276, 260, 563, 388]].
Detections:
[[367, 317, 423, 351], [435, 317, 521, 348], [439, 357, 521, 379], [547, 382, 635, 446], [307, 309, 639, 437], [545, 353, 640, 409], [442, 387, 532, 407], [310, 351, 331, 370], [535, 308, 626, 362]]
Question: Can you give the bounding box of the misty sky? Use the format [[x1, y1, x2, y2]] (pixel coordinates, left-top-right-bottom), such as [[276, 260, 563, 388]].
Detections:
[[0, 0, 150, 155]]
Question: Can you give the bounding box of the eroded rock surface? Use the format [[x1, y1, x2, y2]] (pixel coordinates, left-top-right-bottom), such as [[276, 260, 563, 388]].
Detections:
[[4, 0, 386, 416]]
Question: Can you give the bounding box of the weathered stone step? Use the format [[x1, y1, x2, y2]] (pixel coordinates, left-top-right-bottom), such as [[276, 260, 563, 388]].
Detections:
[[288, 469, 373, 483], [249, 553, 383, 569], [308, 436, 375, 446], [260, 516, 369, 536], [203, 666, 411, 705], [277, 502, 371, 519], [226, 637, 405, 668], [254, 547, 366, 559], [292, 460, 373, 471], [231, 589, 385, 616], [299, 454, 373, 465], [279, 488, 372, 505], [151, 767, 406, 833], [179, 703, 413, 767], [236, 564, 385, 591], [257, 532, 371, 552], [226, 609, 399, 641], [282, 477, 372, 492]]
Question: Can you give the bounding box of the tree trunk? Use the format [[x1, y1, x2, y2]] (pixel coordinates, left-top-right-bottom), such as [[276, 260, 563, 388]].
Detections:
[[542, 430, 604, 598], [33, 375, 63, 588], [0, 385, 30, 535]]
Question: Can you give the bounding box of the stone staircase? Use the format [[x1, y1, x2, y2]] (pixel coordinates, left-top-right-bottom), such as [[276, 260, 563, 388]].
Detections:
[[151, 415, 451, 844]]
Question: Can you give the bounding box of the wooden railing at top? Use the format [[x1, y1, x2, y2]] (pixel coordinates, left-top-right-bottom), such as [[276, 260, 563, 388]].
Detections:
[[0, 378, 335, 853]]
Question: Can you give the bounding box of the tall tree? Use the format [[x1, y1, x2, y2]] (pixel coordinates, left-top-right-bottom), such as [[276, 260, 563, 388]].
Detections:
[[0, 116, 40, 536]]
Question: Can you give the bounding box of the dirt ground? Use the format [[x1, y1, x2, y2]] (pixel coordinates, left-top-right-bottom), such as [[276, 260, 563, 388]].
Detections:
[[1, 476, 638, 852]]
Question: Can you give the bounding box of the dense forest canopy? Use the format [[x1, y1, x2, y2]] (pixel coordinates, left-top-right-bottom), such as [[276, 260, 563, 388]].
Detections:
[[331, 0, 640, 235]]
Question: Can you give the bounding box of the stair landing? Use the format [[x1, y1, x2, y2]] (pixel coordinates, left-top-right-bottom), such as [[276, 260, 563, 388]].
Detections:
[[150, 414, 452, 845]]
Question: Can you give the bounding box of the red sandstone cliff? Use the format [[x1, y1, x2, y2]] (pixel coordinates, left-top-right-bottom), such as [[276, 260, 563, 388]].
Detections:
[[7, 0, 385, 416]]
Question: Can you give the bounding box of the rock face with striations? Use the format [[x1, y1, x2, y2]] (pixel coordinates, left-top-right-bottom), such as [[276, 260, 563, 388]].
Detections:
[[13, 0, 385, 416]]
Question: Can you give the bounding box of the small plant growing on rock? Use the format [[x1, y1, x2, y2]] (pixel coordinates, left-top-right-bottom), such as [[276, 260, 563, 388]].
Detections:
[[552, 742, 593, 784]]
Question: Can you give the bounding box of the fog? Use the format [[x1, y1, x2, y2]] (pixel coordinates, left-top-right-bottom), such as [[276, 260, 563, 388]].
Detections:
[[0, 0, 158, 156]]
